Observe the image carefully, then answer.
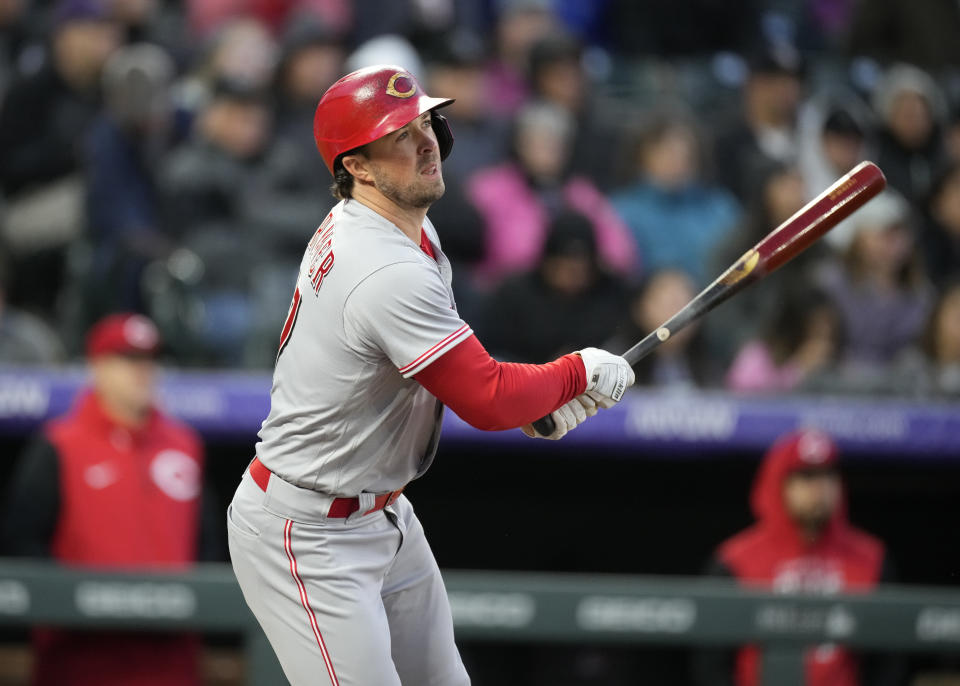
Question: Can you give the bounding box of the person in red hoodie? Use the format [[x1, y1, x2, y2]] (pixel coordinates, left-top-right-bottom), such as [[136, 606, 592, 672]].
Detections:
[[692, 428, 904, 686], [1, 313, 222, 686]]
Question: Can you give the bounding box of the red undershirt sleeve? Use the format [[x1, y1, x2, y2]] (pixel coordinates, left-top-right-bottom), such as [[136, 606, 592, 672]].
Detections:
[[414, 334, 587, 431]]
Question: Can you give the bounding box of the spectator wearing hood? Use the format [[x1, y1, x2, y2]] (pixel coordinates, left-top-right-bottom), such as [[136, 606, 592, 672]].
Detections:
[[476, 211, 628, 363], [692, 429, 902, 686], [872, 63, 949, 205]]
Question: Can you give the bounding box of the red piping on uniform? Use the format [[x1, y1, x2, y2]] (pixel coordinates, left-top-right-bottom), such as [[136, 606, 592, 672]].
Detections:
[[284, 520, 340, 685], [415, 334, 586, 431], [398, 323, 471, 375]]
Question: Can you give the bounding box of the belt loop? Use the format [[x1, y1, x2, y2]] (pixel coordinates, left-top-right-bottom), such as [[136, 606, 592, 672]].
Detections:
[[347, 492, 376, 522]]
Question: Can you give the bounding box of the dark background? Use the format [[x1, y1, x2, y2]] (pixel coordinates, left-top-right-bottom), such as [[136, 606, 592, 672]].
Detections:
[[2, 433, 959, 684]]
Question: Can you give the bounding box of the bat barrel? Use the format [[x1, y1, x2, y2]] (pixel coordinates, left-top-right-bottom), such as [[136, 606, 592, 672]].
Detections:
[[757, 160, 886, 275], [530, 161, 886, 438]]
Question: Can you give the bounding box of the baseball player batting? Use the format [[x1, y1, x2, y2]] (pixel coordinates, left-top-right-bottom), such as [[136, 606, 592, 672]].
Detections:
[[226, 65, 634, 686]]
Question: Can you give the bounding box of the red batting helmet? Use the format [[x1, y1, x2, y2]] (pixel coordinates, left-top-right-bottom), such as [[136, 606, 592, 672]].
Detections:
[[313, 64, 454, 175]]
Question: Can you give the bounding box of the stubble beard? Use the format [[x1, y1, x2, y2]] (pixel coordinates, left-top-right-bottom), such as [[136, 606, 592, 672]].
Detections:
[[373, 165, 446, 210]]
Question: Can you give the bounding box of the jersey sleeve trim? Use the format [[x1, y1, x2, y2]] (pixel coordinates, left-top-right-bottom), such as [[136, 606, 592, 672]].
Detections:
[[398, 323, 472, 378]]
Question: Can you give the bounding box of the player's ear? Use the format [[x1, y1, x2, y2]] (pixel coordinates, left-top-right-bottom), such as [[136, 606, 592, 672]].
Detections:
[[341, 153, 373, 183]]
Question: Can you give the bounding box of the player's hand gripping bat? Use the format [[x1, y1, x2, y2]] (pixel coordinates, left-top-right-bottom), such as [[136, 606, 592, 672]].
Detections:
[[531, 160, 887, 437]]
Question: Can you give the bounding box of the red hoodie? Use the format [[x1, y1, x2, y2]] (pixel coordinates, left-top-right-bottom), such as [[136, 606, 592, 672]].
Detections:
[[716, 430, 886, 686]]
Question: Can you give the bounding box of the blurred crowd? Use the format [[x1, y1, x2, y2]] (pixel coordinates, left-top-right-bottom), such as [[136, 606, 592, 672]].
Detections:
[[0, 0, 959, 398]]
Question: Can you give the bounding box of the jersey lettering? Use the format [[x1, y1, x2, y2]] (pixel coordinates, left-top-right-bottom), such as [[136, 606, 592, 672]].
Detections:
[[307, 214, 336, 295], [277, 287, 302, 361]]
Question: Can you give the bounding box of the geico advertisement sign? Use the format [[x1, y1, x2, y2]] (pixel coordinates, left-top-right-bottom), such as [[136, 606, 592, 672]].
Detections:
[[0, 581, 29, 615], [917, 608, 960, 642], [577, 597, 697, 633], [75, 582, 196, 619], [448, 592, 535, 628]]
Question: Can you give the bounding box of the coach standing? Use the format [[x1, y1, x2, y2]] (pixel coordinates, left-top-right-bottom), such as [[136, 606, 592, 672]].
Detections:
[[1, 313, 220, 686]]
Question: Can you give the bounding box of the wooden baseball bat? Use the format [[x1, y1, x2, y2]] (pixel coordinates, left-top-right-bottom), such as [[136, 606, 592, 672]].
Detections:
[[531, 160, 887, 436]]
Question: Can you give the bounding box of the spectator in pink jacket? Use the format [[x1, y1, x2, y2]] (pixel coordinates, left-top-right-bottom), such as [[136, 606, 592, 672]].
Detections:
[[466, 100, 638, 287], [726, 287, 845, 393]]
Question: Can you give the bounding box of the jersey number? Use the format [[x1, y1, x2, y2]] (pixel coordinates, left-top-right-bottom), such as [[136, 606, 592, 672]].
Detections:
[[277, 287, 302, 362]]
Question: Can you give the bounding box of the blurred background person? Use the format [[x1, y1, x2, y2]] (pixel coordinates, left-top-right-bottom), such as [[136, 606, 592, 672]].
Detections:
[[154, 78, 273, 367], [0, 0, 43, 99], [483, 0, 557, 116], [476, 211, 628, 363], [946, 106, 960, 164], [0, 312, 221, 686], [605, 0, 761, 57], [108, 0, 189, 61], [185, 0, 351, 39], [65, 43, 179, 349], [871, 63, 948, 206], [846, 0, 960, 72], [886, 280, 960, 397], [527, 31, 629, 191], [814, 190, 933, 383], [692, 429, 903, 686], [610, 110, 740, 286], [272, 15, 344, 151], [424, 31, 507, 321], [232, 17, 346, 367], [466, 100, 636, 287], [606, 267, 711, 388], [713, 42, 805, 203], [726, 286, 844, 393], [797, 94, 874, 203], [0, 254, 64, 365], [920, 161, 960, 289], [706, 162, 811, 365], [0, 0, 121, 319], [173, 17, 277, 120]]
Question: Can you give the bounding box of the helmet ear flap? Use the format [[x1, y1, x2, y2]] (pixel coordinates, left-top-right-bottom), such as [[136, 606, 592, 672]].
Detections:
[[431, 111, 454, 160]]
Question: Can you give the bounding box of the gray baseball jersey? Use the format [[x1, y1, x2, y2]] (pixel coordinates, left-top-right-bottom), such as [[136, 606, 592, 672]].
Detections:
[[230, 197, 472, 685], [255, 198, 472, 494]]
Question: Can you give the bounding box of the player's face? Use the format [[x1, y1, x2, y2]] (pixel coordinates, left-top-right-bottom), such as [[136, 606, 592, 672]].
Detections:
[[782, 469, 841, 534], [91, 354, 157, 420], [364, 112, 445, 209]]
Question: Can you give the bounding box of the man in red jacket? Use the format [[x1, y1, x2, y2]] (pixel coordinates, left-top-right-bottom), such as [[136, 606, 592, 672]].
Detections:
[[1, 313, 221, 686], [692, 429, 903, 686]]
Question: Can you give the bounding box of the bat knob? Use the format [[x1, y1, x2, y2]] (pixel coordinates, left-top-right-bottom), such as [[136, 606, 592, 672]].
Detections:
[[532, 415, 556, 437]]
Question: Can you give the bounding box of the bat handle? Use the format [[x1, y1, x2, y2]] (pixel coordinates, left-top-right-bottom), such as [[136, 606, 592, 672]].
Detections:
[[531, 414, 556, 436], [529, 329, 665, 436]]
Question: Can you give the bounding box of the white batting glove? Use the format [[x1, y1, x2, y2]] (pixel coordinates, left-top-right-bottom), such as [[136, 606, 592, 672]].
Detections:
[[577, 347, 635, 408], [522, 394, 599, 440]]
